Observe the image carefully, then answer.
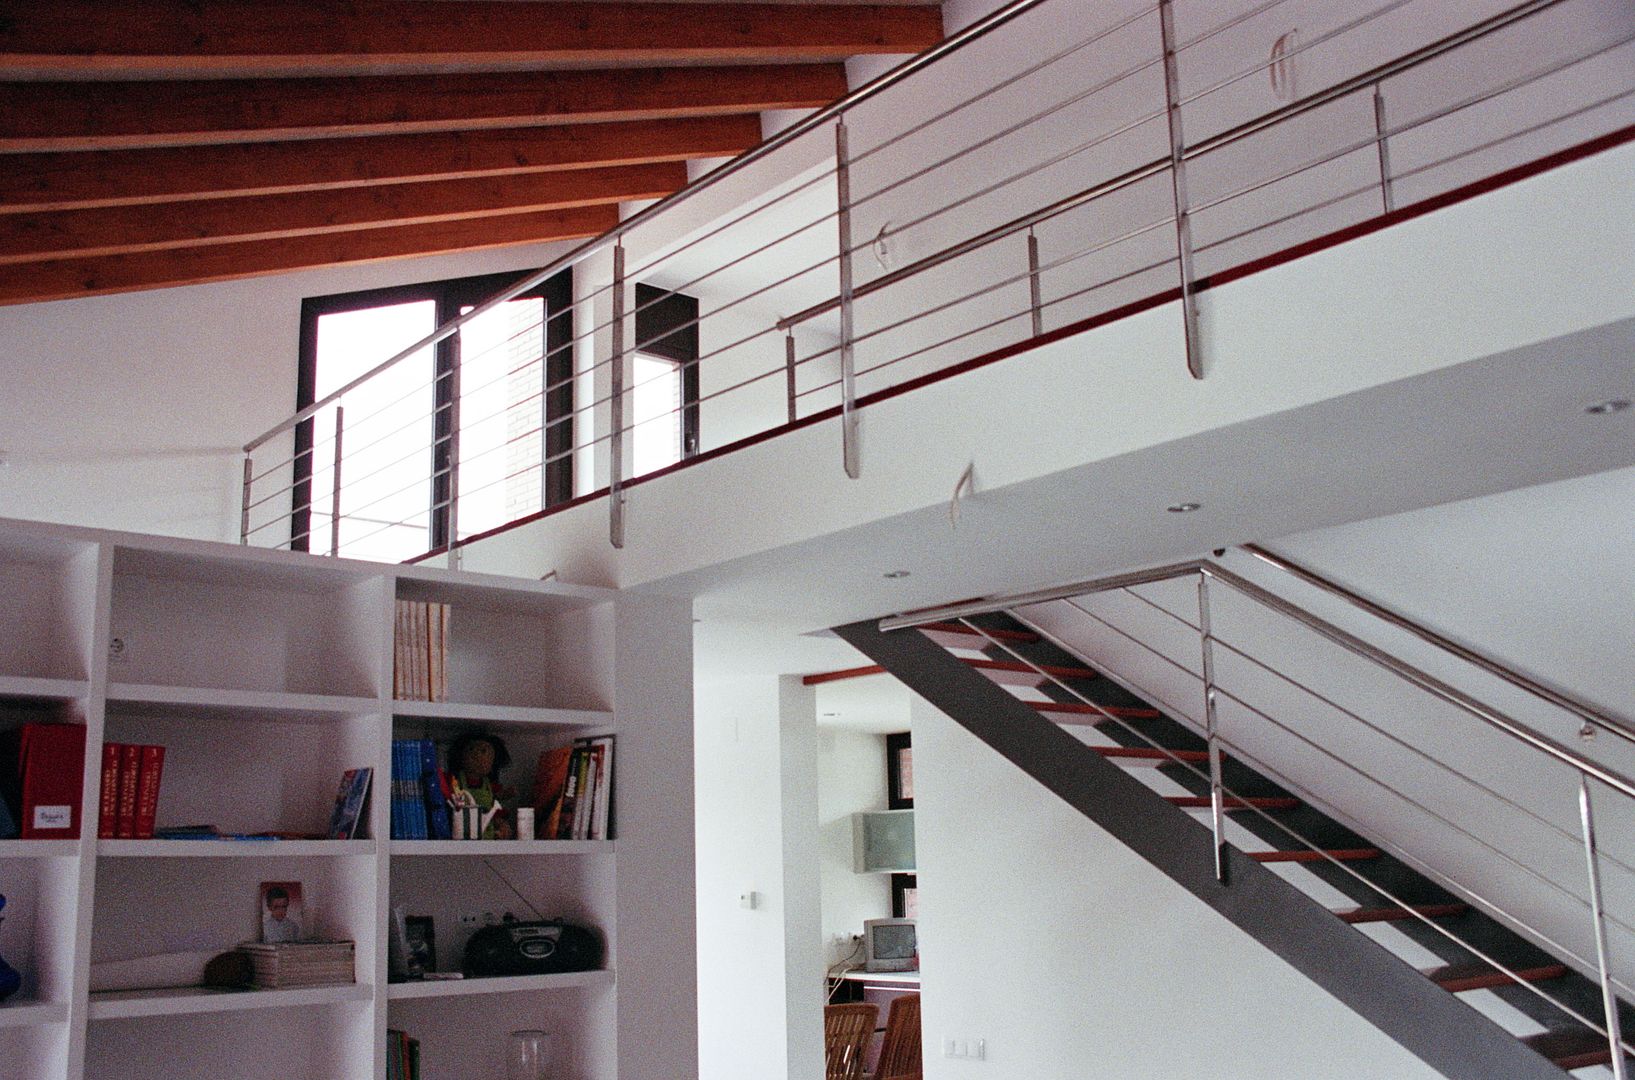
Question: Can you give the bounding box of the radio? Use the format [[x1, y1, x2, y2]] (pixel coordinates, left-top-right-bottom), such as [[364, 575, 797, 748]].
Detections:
[[463, 917, 604, 978]]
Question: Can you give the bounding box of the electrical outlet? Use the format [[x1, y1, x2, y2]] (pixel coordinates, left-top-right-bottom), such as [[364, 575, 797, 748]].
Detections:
[[108, 634, 132, 663], [943, 1036, 987, 1060]]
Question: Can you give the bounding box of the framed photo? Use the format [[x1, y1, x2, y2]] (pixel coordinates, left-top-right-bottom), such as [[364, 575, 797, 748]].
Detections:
[[259, 881, 304, 944], [405, 916, 436, 975], [886, 732, 913, 809], [891, 873, 918, 920]]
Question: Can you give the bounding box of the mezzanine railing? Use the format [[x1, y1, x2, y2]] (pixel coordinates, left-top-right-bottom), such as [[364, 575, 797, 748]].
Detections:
[[240, 0, 1635, 564]]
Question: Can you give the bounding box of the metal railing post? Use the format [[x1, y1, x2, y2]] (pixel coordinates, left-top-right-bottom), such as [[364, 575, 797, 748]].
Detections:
[[785, 330, 799, 425], [609, 241, 627, 549], [444, 353, 462, 570], [1373, 83, 1396, 213], [1198, 571, 1228, 883], [836, 117, 861, 479], [239, 456, 253, 546], [1158, 0, 1204, 380], [330, 405, 345, 558], [1027, 228, 1044, 338], [1579, 776, 1630, 1080]]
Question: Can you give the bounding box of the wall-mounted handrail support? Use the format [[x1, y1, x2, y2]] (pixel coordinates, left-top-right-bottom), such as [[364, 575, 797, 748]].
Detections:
[[1158, 0, 1204, 380], [836, 118, 861, 480], [610, 241, 627, 549]]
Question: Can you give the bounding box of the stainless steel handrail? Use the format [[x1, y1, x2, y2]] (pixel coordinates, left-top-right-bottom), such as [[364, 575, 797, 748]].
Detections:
[[242, 0, 1052, 455], [881, 556, 1635, 803]]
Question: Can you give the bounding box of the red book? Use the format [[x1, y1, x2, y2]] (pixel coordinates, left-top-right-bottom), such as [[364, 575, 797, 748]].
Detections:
[[116, 742, 141, 839], [133, 745, 166, 840], [98, 742, 122, 839], [18, 723, 86, 839]]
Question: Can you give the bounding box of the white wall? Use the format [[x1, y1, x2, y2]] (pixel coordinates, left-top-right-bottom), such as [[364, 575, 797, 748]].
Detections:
[[818, 728, 894, 966], [910, 693, 1445, 1080], [0, 240, 579, 542]]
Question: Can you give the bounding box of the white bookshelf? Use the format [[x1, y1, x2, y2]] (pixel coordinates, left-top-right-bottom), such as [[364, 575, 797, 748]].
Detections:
[[0, 515, 697, 1080]]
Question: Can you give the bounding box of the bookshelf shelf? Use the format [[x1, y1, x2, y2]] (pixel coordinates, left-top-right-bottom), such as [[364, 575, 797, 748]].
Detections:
[[389, 840, 612, 857], [98, 839, 376, 858], [88, 983, 374, 1020], [0, 839, 79, 859], [106, 683, 381, 718], [386, 970, 613, 1000], [0, 675, 89, 702], [390, 699, 612, 730], [0, 1000, 69, 1029]]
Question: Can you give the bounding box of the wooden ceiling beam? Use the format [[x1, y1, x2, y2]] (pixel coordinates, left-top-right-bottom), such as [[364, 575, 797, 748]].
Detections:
[[0, 116, 763, 213], [0, 204, 621, 306], [0, 162, 689, 264], [0, 63, 850, 151], [0, 2, 943, 77]]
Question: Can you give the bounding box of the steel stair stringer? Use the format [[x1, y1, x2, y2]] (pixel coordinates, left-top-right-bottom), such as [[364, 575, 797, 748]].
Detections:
[[833, 616, 1575, 1080]]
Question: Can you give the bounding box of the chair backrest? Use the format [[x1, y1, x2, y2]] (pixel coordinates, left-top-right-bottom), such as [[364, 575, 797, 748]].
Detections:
[[824, 1003, 876, 1080], [873, 993, 921, 1080]]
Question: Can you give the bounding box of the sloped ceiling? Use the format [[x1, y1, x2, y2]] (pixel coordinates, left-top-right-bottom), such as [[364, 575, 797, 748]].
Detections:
[[0, 0, 943, 305]]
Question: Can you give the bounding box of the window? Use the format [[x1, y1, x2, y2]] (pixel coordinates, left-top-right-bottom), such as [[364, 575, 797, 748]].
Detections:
[[294, 270, 573, 560], [631, 283, 699, 475]]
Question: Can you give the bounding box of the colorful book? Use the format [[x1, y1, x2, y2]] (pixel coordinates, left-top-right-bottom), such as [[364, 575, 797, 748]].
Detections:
[[98, 742, 121, 839], [417, 739, 450, 841], [133, 744, 166, 840], [534, 745, 574, 839], [115, 742, 140, 839], [327, 767, 373, 840]]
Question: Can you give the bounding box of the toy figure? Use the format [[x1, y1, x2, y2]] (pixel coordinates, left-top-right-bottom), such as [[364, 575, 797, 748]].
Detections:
[[0, 893, 19, 1002], [448, 731, 515, 840]]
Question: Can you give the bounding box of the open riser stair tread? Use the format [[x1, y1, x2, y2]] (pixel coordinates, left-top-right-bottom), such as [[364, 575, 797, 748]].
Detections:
[[1167, 795, 1301, 810], [1430, 962, 1571, 993], [1337, 902, 1470, 924], [1523, 1028, 1635, 1071]]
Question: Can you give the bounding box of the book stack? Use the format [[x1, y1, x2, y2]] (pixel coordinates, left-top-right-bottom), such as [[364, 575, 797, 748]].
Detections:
[[534, 736, 615, 841], [97, 742, 166, 839], [393, 600, 450, 701], [1, 721, 88, 840], [386, 1029, 421, 1080], [390, 738, 452, 840], [238, 940, 355, 989]]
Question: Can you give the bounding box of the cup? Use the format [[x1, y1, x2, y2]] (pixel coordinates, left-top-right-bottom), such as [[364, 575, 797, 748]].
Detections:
[[516, 807, 535, 841], [506, 1030, 553, 1080]]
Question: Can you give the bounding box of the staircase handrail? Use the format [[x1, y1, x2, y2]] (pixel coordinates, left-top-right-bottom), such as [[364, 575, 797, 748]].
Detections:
[[880, 554, 1635, 803]]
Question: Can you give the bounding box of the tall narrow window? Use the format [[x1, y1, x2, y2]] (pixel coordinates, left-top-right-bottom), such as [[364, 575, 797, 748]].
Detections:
[[295, 270, 573, 560], [631, 283, 699, 477]]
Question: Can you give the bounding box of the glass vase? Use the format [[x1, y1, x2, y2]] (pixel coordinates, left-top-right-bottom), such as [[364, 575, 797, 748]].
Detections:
[[506, 1030, 553, 1080]]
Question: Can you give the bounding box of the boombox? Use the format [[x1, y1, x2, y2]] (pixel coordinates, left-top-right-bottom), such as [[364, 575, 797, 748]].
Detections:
[[463, 918, 604, 978]]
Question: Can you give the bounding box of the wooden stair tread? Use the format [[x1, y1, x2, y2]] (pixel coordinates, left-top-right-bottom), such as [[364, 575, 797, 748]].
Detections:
[[1033, 701, 1161, 719], [1428, 962, 1569, 993], [920, 622, 1039, 642], [965, 657, 1099, 679], [1523, 1028, 1626, 1070], [1336, 902, 1468, 924], [1166, 795, 1299, 810], [1094, 746, 1209, 763], [1248, 848, 1381, 864]]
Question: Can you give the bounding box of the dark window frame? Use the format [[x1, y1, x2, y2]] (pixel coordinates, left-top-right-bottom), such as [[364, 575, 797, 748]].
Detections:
[[633, 282, 700, 459], [886, 731, 913, 810], [293, 269, 574, 553]]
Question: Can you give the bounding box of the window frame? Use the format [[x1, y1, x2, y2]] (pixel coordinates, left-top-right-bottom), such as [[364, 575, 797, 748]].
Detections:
[[293, 268, 574, 554], [633, 282, 700, 460]]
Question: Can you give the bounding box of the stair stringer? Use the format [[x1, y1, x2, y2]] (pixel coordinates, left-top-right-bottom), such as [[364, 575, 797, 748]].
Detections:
[[834, 617, 1573, 1080]]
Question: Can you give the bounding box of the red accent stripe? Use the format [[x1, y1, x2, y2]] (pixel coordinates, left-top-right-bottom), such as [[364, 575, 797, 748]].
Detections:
[[801, 664, 885, 685], [965, 657, 1098, 679]]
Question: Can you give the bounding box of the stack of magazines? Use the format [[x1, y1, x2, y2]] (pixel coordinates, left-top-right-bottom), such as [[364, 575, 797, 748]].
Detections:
[[238, 940, 355, 989]]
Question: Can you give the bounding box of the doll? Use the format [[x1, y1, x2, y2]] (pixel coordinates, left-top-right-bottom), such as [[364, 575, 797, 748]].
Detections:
[[447, 731, 515, 840]]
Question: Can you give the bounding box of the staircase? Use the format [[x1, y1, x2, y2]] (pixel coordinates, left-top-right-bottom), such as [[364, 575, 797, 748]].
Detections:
[[835, 573, 1635, 1080]]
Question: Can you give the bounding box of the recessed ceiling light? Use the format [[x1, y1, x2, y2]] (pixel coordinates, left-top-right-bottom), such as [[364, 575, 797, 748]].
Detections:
[[1166, 502, 1202, 513], [883, 570, 911, 579], [1585, 398, 1631, 415]]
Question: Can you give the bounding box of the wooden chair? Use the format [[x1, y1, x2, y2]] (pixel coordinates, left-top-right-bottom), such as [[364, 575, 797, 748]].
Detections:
[[871, 992, 921, 1080], [825, 1003, 876, 1080]]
